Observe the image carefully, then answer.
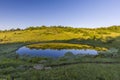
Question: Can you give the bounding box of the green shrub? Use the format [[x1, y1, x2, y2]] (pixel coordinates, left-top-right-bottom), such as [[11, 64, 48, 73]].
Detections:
[[98, 48, 119, 57]]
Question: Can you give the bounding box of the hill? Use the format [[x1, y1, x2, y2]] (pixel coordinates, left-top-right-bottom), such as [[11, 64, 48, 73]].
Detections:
[[0, 26, 120, 43]]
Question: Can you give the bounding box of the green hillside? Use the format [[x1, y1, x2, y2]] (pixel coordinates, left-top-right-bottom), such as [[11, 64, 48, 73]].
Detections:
[[0, 26, 120, 43], [0, 26, 120, 80]]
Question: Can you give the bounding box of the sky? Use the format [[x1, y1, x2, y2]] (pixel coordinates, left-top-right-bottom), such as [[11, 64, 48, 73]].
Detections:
[[0, 0, 120, 30]]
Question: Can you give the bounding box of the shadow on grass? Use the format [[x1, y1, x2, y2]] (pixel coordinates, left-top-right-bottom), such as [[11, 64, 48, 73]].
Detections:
[[40, 36, 120, 49]]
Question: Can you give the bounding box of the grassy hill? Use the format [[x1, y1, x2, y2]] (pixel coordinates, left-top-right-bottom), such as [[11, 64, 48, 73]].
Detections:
[[0, 26, 120, 43], [0, 26, 120, 80]]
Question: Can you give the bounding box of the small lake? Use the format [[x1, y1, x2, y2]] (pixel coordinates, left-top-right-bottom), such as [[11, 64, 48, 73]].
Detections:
[[16, 46, 98, 58]]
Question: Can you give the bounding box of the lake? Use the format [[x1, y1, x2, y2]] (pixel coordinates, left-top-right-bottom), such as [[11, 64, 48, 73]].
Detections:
[[16, 46, 98, 58]]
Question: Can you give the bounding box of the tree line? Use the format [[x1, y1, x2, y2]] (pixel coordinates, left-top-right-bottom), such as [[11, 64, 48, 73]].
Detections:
[[0, 25, 120, 32]]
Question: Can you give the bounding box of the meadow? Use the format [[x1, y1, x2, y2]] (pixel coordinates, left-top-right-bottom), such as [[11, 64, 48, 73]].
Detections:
[[0, 26, 120, 80]]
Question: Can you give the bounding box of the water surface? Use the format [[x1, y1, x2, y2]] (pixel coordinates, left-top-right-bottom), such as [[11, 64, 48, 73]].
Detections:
[[16, 46, 98, 58]]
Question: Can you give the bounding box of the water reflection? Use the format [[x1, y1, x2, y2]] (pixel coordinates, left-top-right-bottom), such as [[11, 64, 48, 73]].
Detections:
[[16, 46, 98, 58]]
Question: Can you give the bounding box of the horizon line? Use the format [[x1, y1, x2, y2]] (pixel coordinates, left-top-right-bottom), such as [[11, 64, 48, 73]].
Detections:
[[0, 25, 119, 31]]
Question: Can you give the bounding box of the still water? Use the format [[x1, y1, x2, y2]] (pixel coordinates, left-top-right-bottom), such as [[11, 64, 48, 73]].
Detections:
[[16, 46, 98, 58]]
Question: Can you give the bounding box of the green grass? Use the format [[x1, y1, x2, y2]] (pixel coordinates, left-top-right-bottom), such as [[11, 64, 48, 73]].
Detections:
[[0, 26, 120, 80], [0, 43, 26, 59], [0, 42, 119, 80], [16, 64, 120, 80]]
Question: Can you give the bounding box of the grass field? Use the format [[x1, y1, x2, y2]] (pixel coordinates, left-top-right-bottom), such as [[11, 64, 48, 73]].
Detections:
[[0, 26, 120, 43], [0, 26, 120, 80]]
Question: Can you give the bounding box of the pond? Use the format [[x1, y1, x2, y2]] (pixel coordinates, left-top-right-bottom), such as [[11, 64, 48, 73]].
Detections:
[[16, 46, 98, 58]]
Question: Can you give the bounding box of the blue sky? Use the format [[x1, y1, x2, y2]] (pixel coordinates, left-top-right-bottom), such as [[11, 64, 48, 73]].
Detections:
[[0, 0, 120, 30]]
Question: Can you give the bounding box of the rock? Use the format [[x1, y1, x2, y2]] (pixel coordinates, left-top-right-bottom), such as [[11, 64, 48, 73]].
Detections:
[[33, 64, 44, 70]]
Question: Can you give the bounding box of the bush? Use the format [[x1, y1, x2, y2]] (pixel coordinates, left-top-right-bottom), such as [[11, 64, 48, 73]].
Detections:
[[98, 48, 119, 57], [64, 52, 74, 56]]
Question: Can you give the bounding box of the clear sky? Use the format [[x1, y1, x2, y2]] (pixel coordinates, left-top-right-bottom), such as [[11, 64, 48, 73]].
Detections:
[[0, 0, 120, 30]]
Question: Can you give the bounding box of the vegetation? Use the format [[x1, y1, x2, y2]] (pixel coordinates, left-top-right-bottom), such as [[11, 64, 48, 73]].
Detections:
[[0, 26, 120, 80], [0, 26, 120, 43], [27, 43, 107, 51]]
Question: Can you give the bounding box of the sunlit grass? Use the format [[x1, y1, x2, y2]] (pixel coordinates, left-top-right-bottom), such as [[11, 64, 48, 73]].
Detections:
[[0, 26, 120, 43], [27, 43, 107, 51]]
